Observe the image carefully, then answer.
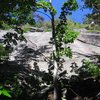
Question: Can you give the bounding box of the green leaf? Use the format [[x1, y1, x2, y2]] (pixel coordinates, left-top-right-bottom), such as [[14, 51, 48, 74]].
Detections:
[[64, 47, 72, 58], [63, 30, 79, 44], [2, 89, 12, 98], [0, 91, 2, 95]]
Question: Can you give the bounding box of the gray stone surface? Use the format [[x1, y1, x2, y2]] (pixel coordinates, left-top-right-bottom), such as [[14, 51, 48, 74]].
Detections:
[[78, 33, 100, 47], [0, 29, 100, 76]]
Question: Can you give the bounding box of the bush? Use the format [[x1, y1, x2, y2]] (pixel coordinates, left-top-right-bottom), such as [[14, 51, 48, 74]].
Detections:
[[67, 20, 86, 29], [1, 22, 11, 30], [22, 23, 30, 33], [0, 44, 9, 61], [0, 85, 11, 98], [81, 60, 100, 77], [43, 21, 52, 29]]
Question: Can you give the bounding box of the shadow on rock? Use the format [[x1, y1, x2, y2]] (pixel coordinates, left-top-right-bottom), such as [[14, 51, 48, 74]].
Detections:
[[0, 60, 53, 100]]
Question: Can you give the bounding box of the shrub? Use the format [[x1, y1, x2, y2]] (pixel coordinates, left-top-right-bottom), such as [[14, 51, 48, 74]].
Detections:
[[1, 22, 11, 30], [0, 85, 11, 98], [22, 23, 30, 33], [82, 60, 100, 77], [0, 44, 9, 61]]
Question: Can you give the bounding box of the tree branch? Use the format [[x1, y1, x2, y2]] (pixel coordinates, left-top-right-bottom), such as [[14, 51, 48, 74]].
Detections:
[[36, 10, 52, 20]]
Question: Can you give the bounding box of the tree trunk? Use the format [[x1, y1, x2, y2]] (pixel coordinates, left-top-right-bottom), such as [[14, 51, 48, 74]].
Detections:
[[49, 0, 61, 99], [51, 10, 60, 100]]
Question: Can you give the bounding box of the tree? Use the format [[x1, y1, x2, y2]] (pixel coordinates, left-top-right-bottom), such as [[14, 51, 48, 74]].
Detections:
[[0, 0, 35, 27], [35, 0, 79, 99], [82, 0, 100, 25], [0, 0, 36, 56], [0, 0, 79, 99]]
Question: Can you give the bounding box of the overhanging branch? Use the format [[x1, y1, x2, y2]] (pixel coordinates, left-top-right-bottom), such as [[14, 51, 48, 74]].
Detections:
[[36, 10, 52, 20]]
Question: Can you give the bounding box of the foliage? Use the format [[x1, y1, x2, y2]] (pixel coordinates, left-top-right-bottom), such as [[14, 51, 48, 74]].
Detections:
[[0, 0, 35, 60], [35, 19, 85, 32], [3, 28, 26, 50], [0, 0, 35, 27], [0, 74, 24, 99], [67, 20, 86, 29], [43, 21, 52, 29], [82, 60, 100, 77], [87, 26, 100, 33], [0, 28, 27, 62], [5, 76, 23, 98], [0, 21, 11, 30], [82, 0, 100, 25], [22, 23, 31, 32], [0, 44, 9, 61], [34, 21, 45, 28], [0, 0, 93, 99], [0, 85, 11, 98], [36, 0, 56, 15], [35, 0, 79, 99], [54, 0, 79, 61], [83, 0, 100, 10], [84, 17, 100, 32]]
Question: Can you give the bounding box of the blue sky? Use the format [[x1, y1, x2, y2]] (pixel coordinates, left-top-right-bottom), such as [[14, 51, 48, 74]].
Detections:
[[37, 0, 92, 23]]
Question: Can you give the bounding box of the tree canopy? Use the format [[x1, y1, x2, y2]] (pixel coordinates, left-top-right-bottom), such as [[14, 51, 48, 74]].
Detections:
[[83, 0, 100, 24], [0, 0, 100, 100], [0, 0, 35, 27]]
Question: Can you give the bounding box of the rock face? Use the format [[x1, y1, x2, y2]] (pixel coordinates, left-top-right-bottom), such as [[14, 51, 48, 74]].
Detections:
[[0, 29, 100, 76], [78, 29, 100, 47]]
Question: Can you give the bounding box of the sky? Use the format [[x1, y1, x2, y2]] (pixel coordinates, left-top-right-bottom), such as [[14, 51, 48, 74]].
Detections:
[[37, 0, 92, 23]]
